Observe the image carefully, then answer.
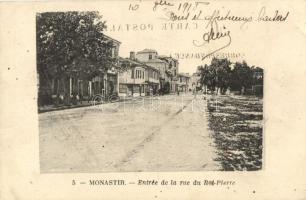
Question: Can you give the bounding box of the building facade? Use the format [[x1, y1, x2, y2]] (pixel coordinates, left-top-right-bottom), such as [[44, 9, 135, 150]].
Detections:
[[159, 56, 179, 93], [67, 36, 121, 100], [178, 73, 190, 92], [37, 34, 121, 106], [145, 64, 160, 95], [118, 52, 160, 97], [118, 57, 147, 97], [136, 49, 179, 94], [189, 72, 201, 92]]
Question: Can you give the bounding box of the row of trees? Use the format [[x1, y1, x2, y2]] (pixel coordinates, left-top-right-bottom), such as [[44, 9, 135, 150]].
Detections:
[[198, 58, 263, 95]]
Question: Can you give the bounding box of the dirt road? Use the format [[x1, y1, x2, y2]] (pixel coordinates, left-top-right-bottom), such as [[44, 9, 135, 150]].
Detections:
[[39, 94, 220, 172]]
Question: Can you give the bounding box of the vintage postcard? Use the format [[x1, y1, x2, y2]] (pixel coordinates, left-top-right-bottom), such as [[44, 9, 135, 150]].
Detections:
[[0, 0, 306, 199]]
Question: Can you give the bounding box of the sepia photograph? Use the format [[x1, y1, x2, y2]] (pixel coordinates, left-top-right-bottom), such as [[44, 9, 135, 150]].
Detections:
[[2, 1, 306, 199], [37, 10, 263, 173]]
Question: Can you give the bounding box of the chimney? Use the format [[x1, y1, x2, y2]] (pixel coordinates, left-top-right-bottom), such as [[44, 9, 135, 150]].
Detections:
[[130, 51, 135, 60]]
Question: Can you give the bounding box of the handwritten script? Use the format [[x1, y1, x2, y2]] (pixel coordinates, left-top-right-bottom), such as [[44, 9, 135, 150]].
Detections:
[[126, 1, 290, 59], [193, 24, 231, 60]]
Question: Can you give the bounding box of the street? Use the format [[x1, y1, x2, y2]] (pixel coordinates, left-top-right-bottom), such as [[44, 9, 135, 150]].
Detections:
[[39, 93, 220, 172]]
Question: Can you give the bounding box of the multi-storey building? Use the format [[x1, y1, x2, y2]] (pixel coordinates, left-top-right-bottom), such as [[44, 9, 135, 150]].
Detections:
[[145, 63, 160, 95], [135, 49, 179, 94], [178, 73, 190, 92], [68, 35, 121, 100], [37, 34, 121, 106], [189, 72, 201, 92], [159, 56, 179, 93], [118, 52, 160, 97]]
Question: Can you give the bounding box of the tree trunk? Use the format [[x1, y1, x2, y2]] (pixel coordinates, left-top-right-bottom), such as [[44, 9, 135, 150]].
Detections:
[[55, 78, 60, 106], [63, 76, 71, 105]]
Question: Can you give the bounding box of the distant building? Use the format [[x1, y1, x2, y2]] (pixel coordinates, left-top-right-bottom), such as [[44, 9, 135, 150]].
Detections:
[[118, 52, 160, 97], [178, 73, 190, 92], [145, 63, 160, 95], [136, 49, 180, 94], [189, 72, 201, 92], [159, 56, 179, 93], [251, 67, 264, 96], [136, 49, 168, 93], [118, 57, 147, 97]]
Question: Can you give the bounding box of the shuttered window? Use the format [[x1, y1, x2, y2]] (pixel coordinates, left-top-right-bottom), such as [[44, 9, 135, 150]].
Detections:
[[119, 84, 127, 93]]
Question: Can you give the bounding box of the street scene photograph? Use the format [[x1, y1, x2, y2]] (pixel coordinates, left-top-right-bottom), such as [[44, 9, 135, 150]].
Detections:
[[37, 10, 264, 172]]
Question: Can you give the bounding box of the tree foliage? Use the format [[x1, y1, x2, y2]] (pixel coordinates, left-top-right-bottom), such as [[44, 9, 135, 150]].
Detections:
[[230, 61, 253, 91], [198, 58, 263, 95], [199, 58, 231, 94], [37, 11, 116, 80]]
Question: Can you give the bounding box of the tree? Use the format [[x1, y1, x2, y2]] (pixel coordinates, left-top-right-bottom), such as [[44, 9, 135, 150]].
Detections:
[[211, 58, 231, 94], [199, 58, 231, 94], [229, 61, 253, 93], [198, 58, 263, 95], [37, 11, 116, 105], [250, 66, 264, 95], [251, 66, 264, 86], [198, 64, 215, 92]]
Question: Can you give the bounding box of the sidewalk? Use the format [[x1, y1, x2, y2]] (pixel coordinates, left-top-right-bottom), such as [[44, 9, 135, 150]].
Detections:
[[39, 100, 96, 113], [38, 94, 170, 113]]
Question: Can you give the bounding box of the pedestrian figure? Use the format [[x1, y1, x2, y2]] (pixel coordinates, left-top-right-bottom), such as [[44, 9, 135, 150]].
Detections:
[[72, 92, 78, 105]]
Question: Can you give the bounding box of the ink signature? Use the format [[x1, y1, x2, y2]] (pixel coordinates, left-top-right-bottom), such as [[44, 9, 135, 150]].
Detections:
[[193, 24, 232, 60]]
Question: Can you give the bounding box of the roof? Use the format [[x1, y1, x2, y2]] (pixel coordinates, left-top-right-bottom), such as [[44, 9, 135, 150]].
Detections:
[[192, 72, 200, 76], [158, 55, 178, 62], [119, 57, 145, 66], [103, 34, 121, 44], [179, 73, 190, 78], [137, 49, 157, 54], [119, 57, 160, 72], [143, 58, 167, 64], [145, 64, 160, 72]]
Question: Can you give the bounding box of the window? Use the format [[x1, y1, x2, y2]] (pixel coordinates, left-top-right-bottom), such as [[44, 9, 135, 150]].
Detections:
[[119, 84, 127, 93], [149, 54, 152, 60], [135, 69, 144, 79], [111, 48, 115, 58], [133, 85, 139, 92]]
